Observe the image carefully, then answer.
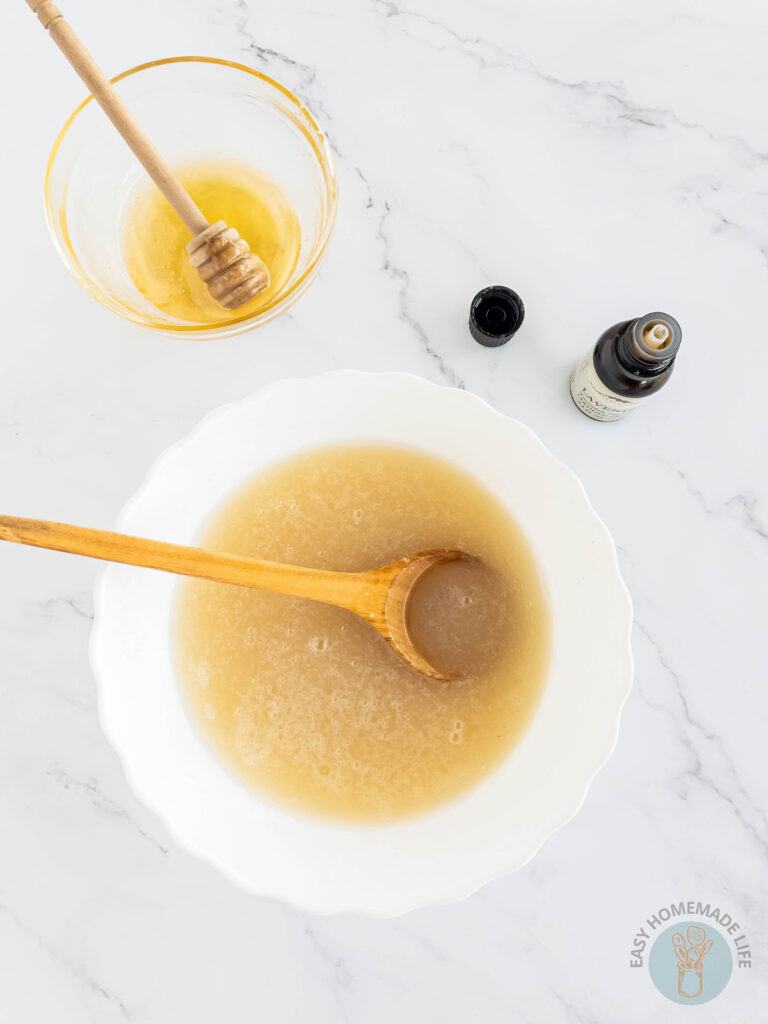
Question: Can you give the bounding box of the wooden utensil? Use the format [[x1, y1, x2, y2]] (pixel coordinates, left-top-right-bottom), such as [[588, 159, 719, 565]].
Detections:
[[0, 515, 463, 680], [25, 0, 270, 310], [694, 939, 713, 967]]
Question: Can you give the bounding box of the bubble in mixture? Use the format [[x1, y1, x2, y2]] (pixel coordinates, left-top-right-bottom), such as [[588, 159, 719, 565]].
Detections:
[[308, 635, 329, 653], [352, 508, 363, 525]]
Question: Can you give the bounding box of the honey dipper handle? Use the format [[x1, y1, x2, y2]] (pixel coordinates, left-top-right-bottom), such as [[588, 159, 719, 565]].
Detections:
[[0, 516, 380, 611], [25, 0, 209, 237]]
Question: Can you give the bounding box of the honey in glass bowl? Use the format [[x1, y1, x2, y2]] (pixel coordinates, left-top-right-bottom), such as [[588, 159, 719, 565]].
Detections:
[[45, 58, 337, 338], [123, 158, 301, 324]]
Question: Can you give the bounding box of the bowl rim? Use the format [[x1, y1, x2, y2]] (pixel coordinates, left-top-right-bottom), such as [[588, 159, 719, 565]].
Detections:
[[44, 56, 339, 336], [90, 371, 634, 915]]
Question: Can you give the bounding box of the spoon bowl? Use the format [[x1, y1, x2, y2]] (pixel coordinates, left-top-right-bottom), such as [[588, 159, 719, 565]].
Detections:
[[381, 549, 464, 678]]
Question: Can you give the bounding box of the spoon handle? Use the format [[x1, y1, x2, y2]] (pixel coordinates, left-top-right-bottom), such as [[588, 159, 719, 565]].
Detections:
[[0, 515, 375, 610]]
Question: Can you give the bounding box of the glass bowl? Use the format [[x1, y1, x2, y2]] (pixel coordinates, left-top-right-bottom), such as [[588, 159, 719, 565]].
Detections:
[[45, 57, 338, 338]]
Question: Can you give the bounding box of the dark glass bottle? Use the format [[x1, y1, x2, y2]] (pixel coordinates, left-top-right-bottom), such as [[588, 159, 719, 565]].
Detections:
[[570, 312, 682, 421]]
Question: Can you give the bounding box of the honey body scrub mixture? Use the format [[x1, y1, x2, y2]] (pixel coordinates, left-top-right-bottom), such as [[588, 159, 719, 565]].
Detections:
[[123, 158, 300, 323], [176, 445, 550, 822]]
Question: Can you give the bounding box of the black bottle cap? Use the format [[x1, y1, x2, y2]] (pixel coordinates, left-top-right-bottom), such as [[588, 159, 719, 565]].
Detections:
[[469, 286, 525, 347]]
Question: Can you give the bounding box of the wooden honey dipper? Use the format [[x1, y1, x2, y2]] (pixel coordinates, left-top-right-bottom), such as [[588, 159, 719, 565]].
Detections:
[[25, 0, 270, 310]]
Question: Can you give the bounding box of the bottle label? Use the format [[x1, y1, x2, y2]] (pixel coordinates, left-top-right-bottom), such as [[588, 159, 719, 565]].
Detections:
[[569, 352, 643, 421]]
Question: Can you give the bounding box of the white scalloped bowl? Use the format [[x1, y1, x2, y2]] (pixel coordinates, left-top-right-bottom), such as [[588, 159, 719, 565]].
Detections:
[[91, 372, 632, 916]]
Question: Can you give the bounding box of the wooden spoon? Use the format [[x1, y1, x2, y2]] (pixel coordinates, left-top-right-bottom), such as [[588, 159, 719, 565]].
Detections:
[[25, 0, 270, 310], [0, 516, 463, 680]]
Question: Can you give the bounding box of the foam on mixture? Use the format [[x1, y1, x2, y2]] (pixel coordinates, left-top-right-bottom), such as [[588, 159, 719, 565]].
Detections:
[[175, 445, 550, 822]]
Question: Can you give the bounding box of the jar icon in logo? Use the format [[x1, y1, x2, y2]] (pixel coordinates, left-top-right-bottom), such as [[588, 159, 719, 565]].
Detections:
[[678, 966, 703, 998], [672, 926, 713, 998]]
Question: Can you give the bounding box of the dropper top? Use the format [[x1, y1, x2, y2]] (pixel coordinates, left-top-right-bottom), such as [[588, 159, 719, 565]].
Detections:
[[643, 322, 670, 350], [628, 312, 682, 365]]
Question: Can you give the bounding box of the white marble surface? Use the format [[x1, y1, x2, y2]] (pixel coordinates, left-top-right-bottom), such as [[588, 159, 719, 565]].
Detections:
[[1, 0, 767, 1019]]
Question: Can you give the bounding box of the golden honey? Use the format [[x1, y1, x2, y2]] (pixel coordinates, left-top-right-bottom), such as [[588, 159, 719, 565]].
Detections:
[[123, 158, 301, 323]]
